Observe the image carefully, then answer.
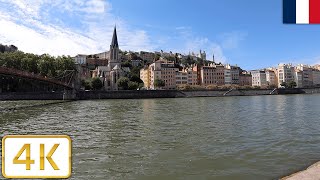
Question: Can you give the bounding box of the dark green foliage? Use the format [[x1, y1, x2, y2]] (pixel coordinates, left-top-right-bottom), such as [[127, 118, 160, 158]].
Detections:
[[0, 51, 75, 78], [117, 77, 130, 90], [288, 81, 297, 88], [130, 75, 143, 84], [154, 54, 161, 61], [128, 81, 139, 90], [81, 79, 92, 90], [280, 82, 287, 87], [165, 56, 176, 62], [280, 81, 296, 88], [121, 60, 132, 68], [116, 76, 142, 90], [154, 79, 165, 88], [91, 78, 103, 90], [130, 66, 143, 78]]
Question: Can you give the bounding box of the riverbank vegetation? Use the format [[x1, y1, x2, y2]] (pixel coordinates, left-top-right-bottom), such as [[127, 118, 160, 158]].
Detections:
[[0, 51, 76, 78]]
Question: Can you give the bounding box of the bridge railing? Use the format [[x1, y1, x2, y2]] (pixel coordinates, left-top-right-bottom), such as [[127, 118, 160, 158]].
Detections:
[[0, 66, 72, 88]]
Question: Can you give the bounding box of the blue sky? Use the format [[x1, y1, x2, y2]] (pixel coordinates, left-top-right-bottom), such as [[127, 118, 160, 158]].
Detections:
[[1, 0, 320, 70]]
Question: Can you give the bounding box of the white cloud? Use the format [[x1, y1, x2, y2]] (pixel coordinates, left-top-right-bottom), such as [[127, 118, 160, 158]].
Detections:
[[83, 0, 107, 13], [0, 0, 153, 56], [0, 18, 98, 55], [172, 26, 227, 63], [0, 0, 244, 64], [219, 31, 247, 50]]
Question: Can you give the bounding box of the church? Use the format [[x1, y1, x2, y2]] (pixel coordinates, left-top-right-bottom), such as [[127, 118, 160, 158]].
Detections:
[[94, 26, 126, 90]]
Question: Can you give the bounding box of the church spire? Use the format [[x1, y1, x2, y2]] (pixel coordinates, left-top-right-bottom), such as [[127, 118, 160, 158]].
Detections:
[[111, 26, 119, 48]]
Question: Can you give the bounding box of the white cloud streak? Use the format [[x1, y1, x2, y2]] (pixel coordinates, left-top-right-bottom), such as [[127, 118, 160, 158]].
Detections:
[[219, 31, 247, 50], [172, 26, 227, 63], [0, 0, 245, 64], [0, 0, 154, 56]]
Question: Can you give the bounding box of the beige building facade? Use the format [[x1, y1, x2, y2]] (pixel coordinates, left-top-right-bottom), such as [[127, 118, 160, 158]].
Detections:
[[142, 60, 179, 90], [250, 70, 267, 87], [201, 63, 225, 86]]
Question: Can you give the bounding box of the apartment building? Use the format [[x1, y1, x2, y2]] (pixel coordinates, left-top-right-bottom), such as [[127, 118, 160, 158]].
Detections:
[[224, 64, 240, 85], [187, 68, 198, 85], [142, 60, 178, 90], [201, 63, 225, 86], [296, 64, 313, 87], [312, 70, 320, 86], [176, 71, 188, 85], [293, 69, 303, 88], [239, 71, 252, 86], [277, 64, 295, 87], [250, 70, 267, 87], [140, 67, 150, 89], [265, 70, 277, 86]]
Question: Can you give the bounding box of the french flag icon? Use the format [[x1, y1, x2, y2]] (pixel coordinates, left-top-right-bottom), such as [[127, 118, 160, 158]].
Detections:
[[283, 0, 320, 24]]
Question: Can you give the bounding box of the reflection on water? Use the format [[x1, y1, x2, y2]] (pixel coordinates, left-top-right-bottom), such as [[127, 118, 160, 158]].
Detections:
[[1, 94, 320, 180]]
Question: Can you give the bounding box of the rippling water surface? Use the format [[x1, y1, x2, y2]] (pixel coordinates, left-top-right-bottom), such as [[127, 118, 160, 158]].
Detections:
[[1, 94, 320, 179]]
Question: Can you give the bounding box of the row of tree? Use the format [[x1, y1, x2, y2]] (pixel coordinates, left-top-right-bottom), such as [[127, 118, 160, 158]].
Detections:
[[280, 81, 297, 88], [0, 51, 75, 78], [81, 75, 145, 91], [116, 75, 144, 90]]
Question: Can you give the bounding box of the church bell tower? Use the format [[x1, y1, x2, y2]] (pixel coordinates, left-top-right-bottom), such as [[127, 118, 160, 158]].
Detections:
[[109, 26, 120, 69]]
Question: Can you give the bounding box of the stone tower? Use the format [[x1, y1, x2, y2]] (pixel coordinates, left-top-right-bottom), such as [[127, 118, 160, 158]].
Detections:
[[109, 26, 120, 69]]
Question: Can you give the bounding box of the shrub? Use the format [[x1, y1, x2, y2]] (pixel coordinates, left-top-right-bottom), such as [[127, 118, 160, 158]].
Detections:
[[91, 77, 103, 90]]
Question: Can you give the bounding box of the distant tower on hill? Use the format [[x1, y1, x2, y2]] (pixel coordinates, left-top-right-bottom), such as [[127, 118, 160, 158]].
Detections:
[[212, 53, 215, 63]]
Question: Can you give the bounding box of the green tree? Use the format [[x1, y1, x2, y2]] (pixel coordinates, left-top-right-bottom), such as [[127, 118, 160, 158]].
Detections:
[[288, 81, 297, 88], [81, 80, 92, 90], [117, 77, 130, 90], [154, 54, 161, 61], [130, 66, 143, 78], [128, 81, 139, 90], [121, 60, 132, 68], [0, 49, 75, 78], [38, 54, 56, 77], [280, 82, 287, 88], [165, 56, 176, 62], [91, 77, 103, 90], [130, 75, 143, 84], [154, 79, 165, 88]]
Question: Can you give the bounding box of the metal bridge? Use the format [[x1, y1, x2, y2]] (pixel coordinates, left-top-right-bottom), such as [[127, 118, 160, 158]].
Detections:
[[0, 66, 75, 90]]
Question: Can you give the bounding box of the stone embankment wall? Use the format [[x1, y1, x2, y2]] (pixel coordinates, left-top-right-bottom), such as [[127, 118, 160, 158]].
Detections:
[[181, 89, 273, 97], [1, 88, 320, 100], [76, 90, 181, 100], [302, 88, 320, 94], [0, 91, 75, 100]]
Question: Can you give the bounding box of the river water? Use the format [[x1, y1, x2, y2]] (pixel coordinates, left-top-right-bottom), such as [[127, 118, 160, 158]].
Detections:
[[1, 94, 320, 179]]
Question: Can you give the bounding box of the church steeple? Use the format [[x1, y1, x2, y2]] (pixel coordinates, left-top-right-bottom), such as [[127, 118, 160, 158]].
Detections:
[[109, 26, 120, 67], [111, 26, 119, 48]]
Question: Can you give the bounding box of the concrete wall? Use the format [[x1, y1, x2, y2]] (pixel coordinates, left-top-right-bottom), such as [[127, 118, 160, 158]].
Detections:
[[0, 91, 74, 100], [276, 88, 320, 94], [182, 89, 273, 97], [181, 90, 226, 97], [302, 88, 320, 94], [2, 88, 320, 100], [76, 90, 181, 100]]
